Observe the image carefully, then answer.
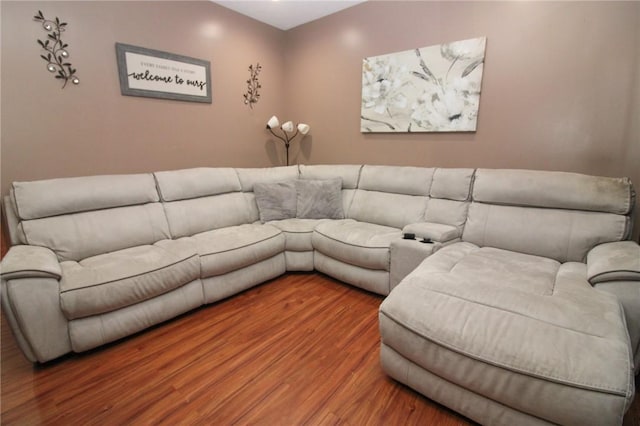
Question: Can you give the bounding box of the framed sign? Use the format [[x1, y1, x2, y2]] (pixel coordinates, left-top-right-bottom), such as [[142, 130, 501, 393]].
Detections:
[[115, 43, 212, 103]]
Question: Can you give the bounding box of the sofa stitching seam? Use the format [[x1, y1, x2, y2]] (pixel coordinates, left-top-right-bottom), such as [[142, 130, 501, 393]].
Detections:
[[590, 269, 640, 283], [345, 166, 365, 218], [1, 268, 60, 279], [380, 311, 628, 395], [480, 204, 489, 247], [423, 285, 608, 340], [11, 183, 25, 220], [198, 232, 282, 256], [61, 253, 199, 293], [550, 265, 559, 295], [565, 215, 574, 262], [620, 302, 633, 424], [314, 228, 397, 250]]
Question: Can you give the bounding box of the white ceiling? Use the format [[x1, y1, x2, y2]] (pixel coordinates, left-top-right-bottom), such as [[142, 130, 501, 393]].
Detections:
[[212, 0, 367, 31]]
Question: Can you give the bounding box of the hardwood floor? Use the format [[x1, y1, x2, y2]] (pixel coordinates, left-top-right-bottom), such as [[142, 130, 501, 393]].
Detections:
[[1, 273, 470, 425], [1, 272, 639, 425]]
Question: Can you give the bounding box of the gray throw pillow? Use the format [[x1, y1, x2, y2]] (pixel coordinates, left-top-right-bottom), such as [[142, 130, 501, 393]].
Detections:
[[254, 180, 297, 222], [296, 178, 344, 219]]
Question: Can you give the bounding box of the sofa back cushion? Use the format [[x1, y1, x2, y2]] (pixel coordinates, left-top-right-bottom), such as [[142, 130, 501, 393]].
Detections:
[[12, 174, 169, 261], [155, 167, 241, 201], [236, 166, 300, 192], [463, 169, 634, 262], [472, 169, 633, 214], [425, 168, 474, 230], [349, 166, 433, 229], [298, 164, 362, 189], [155, 168, 252, 238], [12, 174, 159, 219], [22, 204, 170, 262], [299, 164, 362, 216]]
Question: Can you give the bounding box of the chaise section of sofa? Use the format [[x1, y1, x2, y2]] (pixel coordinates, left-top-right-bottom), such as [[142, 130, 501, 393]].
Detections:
[[380, 169, 638, 425]]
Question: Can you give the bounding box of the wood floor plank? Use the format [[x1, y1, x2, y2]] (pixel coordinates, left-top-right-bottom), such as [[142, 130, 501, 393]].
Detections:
[[1, 272, 639, 425]]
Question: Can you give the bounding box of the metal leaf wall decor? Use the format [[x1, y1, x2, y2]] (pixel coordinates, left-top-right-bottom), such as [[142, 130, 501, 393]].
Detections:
[[34, 10, 79, 88], [243, 63, 262, 109]]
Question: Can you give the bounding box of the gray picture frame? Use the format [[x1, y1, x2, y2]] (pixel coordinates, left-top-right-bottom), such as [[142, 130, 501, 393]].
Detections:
[[115, 43, 212, 103]]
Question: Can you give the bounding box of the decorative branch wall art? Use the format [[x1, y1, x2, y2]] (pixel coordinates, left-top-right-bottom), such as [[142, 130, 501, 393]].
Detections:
[[34, 10, 79, 88], [361, 37, 486, 133], [243, 63, 262, 109]]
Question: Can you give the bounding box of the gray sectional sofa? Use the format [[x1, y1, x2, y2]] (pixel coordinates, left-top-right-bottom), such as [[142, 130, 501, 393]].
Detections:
[[1, 164, 639, 425]]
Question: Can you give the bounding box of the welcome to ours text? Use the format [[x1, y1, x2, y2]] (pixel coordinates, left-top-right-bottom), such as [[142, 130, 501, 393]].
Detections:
[[128, 61, 207, 91]]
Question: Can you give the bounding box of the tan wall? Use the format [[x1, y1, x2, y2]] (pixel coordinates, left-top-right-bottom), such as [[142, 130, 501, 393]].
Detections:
[[284, 1, 640, 238], [1, 1, 639, 239], [0, 0, 286, 197], [624, 6, 640, 240]]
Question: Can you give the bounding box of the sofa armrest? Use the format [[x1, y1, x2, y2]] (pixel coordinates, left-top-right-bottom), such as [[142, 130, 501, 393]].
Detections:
[[587, 241, 640, 284], [402, 222, 461, 243], [0, 245, 61, 281], [1, 246, 69, 363]]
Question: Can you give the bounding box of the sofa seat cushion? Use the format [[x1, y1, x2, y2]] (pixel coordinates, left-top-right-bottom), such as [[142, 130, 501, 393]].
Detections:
[[380, 242, 634, 425], [312, 219, 401, 271], [268, 218, 328, 252], [192, 223, 285, 278], [60, 239, 200, 320]]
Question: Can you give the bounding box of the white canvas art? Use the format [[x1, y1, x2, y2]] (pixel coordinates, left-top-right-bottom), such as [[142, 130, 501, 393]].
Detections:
[[361, 37, 486, 133]]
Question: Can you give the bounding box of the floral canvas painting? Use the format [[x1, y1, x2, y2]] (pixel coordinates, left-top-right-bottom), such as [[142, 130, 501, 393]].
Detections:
[[361, 37, 486, 133]]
